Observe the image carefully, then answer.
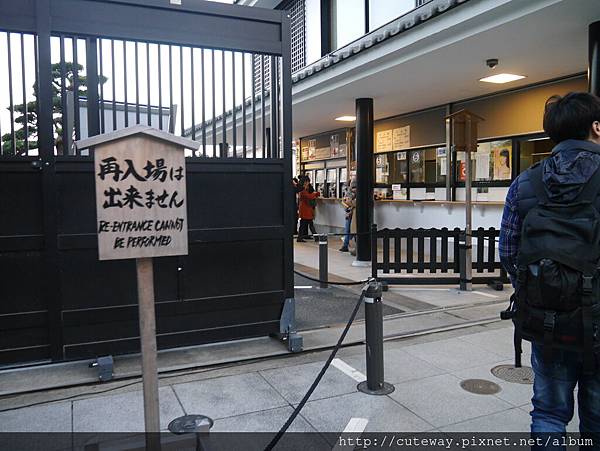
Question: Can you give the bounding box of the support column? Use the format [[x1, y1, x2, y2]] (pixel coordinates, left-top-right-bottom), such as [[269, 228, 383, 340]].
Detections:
[[354, 98, 374, 265], [590, 21, 600, 96]]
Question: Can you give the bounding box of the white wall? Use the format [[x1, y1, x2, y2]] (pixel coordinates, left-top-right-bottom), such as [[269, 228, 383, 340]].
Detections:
[[304, 0, 322, 65], [313, 199, 504, 231]]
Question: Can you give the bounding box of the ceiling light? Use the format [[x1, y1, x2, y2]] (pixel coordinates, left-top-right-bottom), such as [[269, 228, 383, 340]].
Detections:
[[335, 116, 356, 122], [479, 73, 526, 84]]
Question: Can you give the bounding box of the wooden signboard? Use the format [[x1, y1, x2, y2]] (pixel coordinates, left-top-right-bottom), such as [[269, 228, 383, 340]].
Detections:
[[77, 125, 199, 437], [94, 136, 188, 260]]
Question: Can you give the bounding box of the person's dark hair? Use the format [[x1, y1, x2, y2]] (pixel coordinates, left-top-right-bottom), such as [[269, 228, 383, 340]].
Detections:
[[543, 92, 600, 143], [500, 149, 509, 162]]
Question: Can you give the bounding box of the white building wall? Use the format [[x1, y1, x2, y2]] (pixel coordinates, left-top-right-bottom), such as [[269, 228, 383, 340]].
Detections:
[[304, 0, 322, 65]]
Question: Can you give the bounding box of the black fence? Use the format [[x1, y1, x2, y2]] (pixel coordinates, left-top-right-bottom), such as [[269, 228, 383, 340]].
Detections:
[[371, 224, 509, 286], [0, 0, 293, 366]]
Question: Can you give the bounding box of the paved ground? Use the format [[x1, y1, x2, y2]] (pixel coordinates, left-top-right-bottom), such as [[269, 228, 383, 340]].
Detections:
[[1, 239, 565, 448]]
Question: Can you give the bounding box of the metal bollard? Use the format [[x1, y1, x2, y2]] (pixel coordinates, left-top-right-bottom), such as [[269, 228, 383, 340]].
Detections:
[[357, 280, 394, 395], [318, 234, 328, 289]]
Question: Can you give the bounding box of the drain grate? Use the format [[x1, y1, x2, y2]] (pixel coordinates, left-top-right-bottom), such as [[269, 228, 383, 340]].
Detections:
[[460, 379, 501, 395], [491, 364, 534, 385]]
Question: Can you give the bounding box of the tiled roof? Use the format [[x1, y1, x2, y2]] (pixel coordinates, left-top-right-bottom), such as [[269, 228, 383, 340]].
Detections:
[[292, 0, 469, 83]]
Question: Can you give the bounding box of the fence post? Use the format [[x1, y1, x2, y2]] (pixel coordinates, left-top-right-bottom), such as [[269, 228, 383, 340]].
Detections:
[[459, 230, 472, 291], [358, 280, 394, 395], [318, 234, 328, 289]]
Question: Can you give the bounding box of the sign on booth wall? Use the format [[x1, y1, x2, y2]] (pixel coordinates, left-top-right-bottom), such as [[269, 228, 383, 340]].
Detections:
[[94, 137, 188, 260]]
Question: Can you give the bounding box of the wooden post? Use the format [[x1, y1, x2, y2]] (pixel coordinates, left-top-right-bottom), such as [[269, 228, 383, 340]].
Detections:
[[136, 257, 160, 433]]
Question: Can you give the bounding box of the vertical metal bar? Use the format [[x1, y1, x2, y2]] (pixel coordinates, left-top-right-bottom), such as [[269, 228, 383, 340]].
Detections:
[[37, 0, 63, 361], [111, 39, 117, 131], [242, 53, 247, 158], [190, 47, 196, 143], [123, 40, 128, 127], [147, 43, 151, 126], [260, 55, 265, 158], [453, 228, 461, 273], [281, 11, 294, 300], [72, 37, 81, 144], [232, 52, 237, 156], [211, 49, 216, 156], [20, 33, 29, 155], [7, 33, 16, 155], [201, 48, 206, 156], [222, 50, 227, 156], [135, 41, 140, 124], [86, 37, 100, 138], [270, 55, 278, 159], [168, 45, 173, 133], [180, 45, 185, 137], [251, 54, 256, 159], [158, 44, 163, 130], [99, 38, 105, 133]]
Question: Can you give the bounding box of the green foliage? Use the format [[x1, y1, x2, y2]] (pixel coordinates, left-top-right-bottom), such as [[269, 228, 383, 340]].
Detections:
[[2, 62, 107, 155]]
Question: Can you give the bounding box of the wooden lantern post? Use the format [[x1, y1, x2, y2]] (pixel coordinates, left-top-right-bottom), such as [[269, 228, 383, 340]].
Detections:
[[77, 125, 199, 435], [445, 110, 484, 291]]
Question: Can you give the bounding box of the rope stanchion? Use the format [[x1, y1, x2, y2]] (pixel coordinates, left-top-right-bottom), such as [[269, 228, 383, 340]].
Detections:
[[264, 282, 370, 451]]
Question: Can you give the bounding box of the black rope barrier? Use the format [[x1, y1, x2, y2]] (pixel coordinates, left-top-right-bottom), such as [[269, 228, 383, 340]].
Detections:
[[294, 269, 369, 286], [264, 283, 369, 451]]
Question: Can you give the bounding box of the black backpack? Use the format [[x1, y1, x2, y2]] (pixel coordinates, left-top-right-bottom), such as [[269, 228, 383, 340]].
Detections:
[[502, 162, 600, 374]]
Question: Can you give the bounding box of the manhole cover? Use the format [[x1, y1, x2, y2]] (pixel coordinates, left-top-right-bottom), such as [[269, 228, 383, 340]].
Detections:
[[168, 415, 214, 434], [491, 364, 534, 384], [460, 379, 501, 395]]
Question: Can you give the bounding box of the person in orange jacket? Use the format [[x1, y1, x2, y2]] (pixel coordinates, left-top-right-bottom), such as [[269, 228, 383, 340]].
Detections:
[[297, 178, 320, 242]]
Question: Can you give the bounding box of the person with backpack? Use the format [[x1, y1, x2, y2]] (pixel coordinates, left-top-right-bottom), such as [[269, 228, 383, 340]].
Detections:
[[499, 92, 600, 443]]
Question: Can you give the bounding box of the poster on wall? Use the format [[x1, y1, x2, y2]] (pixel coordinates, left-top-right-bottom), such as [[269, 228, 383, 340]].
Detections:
[[330, 134, 339, 157], [308, 139, 316, 161], [376, 130, 393, 152], [315, 147, 331, 160], [491, 140, 512, 180], [393, 126, 410, 150], [301, 147, 309, 162]]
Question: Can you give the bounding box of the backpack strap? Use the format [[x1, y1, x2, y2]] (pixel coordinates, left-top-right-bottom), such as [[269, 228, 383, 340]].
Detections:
[[528, 163, 550, 205], [576, 167, 600, 204], [514, 327, 522, 368], [582, 275, 596, 375]]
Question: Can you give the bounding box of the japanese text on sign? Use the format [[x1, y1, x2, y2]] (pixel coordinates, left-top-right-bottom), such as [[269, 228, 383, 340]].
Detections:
[[94, 137, 188, 260]]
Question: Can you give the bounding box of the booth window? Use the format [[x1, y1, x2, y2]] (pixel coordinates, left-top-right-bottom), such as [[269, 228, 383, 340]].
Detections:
[[375, 151, 408, 185], [410, 148, 440, 184], [456, 139, 512, 183], [518, 136, 553, 173]]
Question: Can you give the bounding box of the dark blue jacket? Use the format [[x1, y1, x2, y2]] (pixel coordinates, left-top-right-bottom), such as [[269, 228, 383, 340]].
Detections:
[[499, 139, 600, 282]]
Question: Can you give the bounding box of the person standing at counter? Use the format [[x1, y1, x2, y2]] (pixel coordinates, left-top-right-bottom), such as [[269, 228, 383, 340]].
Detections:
[[339, 180, 357, 253], [297, 178, 320, 242]]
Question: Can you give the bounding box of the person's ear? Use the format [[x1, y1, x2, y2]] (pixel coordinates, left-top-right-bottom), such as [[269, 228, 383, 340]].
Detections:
[[592, 121, 600, 143]]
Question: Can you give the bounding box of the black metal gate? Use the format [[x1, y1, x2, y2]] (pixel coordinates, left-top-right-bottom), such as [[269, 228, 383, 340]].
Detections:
[[0, 0, 293, 365]]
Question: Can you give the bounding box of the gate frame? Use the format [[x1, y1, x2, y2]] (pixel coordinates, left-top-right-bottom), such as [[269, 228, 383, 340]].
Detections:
[[0, 0, 295, 364]]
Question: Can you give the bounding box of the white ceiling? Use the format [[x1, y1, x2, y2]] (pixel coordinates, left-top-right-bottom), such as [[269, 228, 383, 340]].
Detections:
[[290, 0, 600, 139]]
